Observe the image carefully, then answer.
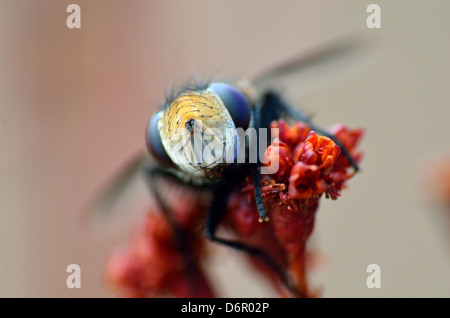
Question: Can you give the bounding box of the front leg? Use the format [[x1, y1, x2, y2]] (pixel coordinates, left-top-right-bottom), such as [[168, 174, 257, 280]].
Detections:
[[204, 171, 303, 297], [145, 166, 212, 297]]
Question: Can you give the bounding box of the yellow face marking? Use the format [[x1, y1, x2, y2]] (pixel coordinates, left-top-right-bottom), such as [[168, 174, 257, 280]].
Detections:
[[163, 90, 228, 138], [158, 90, 237, 179]]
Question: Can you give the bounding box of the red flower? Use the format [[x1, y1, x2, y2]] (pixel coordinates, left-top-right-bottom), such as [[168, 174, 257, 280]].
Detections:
[[264, 138, 295, 183], [227, 120, 364, 297], [104, 212, 215, 298], [328, 124, 364, 170]]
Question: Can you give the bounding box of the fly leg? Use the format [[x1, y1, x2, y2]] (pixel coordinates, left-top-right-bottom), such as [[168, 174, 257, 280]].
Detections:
[[252, 103, 270, 222], [145, 166, 213, 297], [260, 91, 359, 172], [147, 166, 302, 296], [204, 174, 304, 297]]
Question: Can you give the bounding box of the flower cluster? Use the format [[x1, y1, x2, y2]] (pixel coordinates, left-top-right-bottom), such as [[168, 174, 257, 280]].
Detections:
[[225, 120, 363, 296], [104, 119, 364, 297]]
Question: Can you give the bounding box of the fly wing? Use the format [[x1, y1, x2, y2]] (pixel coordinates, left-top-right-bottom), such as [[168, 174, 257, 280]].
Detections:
[[248, 37, 374, 100], [83, 150, 155, 237], [83, 150, 213, 239]]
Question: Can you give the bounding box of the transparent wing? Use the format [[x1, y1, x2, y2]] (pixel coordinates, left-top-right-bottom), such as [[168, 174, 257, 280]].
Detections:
[[247, 37, 375, 100], [83, 150, 212, 238], [82, 150, 155, 237]]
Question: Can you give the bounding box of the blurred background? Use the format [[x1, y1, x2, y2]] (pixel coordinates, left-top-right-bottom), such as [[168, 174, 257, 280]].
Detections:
[[1, 0, 449, 297]]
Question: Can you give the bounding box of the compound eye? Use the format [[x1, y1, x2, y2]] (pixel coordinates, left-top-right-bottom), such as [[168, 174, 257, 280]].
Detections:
[[146, 110, 174, 167], [208, 82, 251, 130]]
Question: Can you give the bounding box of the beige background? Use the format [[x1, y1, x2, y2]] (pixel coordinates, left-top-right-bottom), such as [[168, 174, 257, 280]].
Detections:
[[0, 0, 449, 297]]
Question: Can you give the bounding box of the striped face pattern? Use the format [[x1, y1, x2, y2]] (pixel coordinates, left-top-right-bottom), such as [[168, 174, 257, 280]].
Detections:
[[157, 89, 238, 179]]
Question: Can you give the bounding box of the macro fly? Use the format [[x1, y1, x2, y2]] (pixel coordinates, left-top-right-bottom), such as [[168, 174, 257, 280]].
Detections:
[[92, 41, 365, 298]]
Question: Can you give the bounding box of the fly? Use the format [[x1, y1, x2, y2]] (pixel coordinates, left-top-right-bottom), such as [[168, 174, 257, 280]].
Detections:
[[89, 39, 367, 297]]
